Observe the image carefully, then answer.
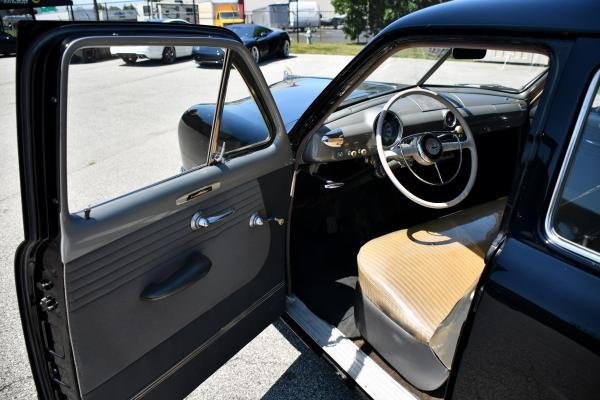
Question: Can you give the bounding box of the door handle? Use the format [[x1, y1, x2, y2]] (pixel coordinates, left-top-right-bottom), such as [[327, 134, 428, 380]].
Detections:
[[141, 252, 212, 301], [191, 208, 234, 230]]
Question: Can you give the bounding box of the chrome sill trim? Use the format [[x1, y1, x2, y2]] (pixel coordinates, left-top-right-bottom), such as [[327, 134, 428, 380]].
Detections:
[[543, 69, 600, 265], [286, 295, 419, 400], [130, 282, 285, 400]]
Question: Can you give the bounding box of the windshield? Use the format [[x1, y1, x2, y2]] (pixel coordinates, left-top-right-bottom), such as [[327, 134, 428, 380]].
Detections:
[[227, 25, 253, 38], [364, 47, 548, 95], [220, 12, 240, 19]]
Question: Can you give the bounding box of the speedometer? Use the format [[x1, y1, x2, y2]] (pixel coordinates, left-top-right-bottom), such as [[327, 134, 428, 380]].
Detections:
[[373, 111, 402, 147]]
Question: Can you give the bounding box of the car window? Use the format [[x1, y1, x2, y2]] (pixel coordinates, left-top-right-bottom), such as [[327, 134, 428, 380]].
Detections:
[[548, 72, 600, 258], [221, 63, 270, 155], [255, 26, 269, 37], [66, 44, 270, 213]]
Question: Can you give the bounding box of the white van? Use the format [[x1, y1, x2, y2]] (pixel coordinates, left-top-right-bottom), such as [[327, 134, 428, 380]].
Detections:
[[289, 1, 320, 29]]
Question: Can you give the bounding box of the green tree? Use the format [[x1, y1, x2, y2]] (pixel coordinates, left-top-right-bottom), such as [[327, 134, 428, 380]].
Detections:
[[332, 0, 368, 42], [333, 0, 445, 41]]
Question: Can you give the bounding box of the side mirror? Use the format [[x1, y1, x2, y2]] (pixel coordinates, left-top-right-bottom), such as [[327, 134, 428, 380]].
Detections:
[[452, 48, 487, 60]]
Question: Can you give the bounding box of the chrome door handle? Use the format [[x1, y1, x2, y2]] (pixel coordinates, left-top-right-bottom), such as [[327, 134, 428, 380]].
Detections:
[[191, 208, 234, 230]]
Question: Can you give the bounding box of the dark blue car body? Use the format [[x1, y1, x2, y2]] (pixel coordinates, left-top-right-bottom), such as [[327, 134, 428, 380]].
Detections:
[[178, 76, 399, 168]]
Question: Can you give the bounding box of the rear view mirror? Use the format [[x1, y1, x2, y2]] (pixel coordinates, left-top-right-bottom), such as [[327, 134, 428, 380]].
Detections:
[[452, 48, 487, 60]]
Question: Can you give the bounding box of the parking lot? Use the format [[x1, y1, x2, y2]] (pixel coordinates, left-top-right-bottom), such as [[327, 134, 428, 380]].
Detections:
[[0, 53, 359, 400]]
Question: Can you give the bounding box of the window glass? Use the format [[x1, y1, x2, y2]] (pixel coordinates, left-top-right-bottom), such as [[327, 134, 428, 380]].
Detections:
[[356, 47, 548, 107], [550, 79, 600, 255], [66, 44, 269, 213], [220, 64, 270, 155]]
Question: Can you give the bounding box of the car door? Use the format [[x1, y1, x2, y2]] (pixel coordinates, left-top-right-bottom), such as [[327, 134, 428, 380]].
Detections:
[[449, 37, 600, 399], [14, 21, 293, 400], [255, 26, 270, 57]]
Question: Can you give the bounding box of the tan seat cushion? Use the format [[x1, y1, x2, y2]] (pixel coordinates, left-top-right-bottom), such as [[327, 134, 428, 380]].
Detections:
[[357, 198, 505, 344]]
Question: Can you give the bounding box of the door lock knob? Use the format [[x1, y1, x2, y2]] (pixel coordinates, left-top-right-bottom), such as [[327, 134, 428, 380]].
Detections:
[[249, 212, 284, 227]]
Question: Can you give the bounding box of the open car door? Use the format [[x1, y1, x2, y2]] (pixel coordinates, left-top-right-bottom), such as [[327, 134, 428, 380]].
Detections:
[[14, 22, 293, 400]]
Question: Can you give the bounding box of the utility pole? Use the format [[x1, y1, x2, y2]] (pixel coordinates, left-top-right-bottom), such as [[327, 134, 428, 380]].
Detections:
[[192, 0, 196, 23], [93, 0, 100, 20]]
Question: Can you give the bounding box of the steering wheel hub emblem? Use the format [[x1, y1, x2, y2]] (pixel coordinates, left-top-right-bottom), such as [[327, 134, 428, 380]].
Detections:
[[417, 134, 443, 164]]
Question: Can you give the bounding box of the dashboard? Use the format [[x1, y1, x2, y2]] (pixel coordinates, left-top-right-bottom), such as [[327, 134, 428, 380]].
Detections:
[[302, 90, 528, 164]]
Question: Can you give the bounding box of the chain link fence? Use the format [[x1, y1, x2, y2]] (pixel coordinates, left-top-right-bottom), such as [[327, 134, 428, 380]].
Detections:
[[1, 3, 353, 43]]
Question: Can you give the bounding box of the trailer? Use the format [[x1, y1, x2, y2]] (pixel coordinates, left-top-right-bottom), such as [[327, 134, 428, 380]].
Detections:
[[251, 4, 289, 29], [289, 1, 320, 29]]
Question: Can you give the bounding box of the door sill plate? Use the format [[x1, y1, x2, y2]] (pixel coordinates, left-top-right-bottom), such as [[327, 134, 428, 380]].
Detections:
[[286, 295, 418, 400]]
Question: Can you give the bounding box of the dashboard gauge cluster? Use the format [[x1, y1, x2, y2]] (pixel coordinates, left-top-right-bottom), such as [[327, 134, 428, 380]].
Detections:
[[373, 111, 403, 147]]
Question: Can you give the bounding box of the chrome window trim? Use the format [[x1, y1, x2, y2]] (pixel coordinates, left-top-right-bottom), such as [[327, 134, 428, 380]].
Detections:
[[544, 69, 600, 265]]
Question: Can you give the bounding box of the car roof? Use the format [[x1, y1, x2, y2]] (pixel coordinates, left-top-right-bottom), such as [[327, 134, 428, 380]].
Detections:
[[383, 0, 600, 36]]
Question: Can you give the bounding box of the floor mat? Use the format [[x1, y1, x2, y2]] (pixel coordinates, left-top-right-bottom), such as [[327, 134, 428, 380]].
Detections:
[[294, 276, 361, 339]]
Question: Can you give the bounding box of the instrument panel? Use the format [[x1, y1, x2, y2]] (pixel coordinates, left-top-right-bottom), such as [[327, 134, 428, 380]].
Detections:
[[302, 91, 528, 164]]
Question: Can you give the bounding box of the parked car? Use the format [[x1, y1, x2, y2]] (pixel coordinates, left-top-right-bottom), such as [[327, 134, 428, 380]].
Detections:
[[110, 19, 193, 64], [193, 23, 290, 65], [12, 1, 600, 400], [0, 31, 16, 56], [320, 14, 345, 29], [72, 47, 113, 63]]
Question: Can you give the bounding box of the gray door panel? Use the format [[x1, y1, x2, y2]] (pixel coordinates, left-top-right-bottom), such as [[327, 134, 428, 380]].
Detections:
[[62, 138, 292, 262], [66, 179, 273, 394], [60, 142, 293, 396]]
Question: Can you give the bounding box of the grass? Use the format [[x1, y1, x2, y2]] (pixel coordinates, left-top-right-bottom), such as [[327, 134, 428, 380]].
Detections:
[[290, 41, 365, 56], [289, 42, 445, 60]]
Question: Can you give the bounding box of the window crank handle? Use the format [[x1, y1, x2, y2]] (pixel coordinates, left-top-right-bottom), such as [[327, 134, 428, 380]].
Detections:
[[249, 212, 285, 227]]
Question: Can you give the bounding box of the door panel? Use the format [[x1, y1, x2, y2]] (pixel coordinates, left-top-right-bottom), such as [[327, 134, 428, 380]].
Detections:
[[68, 179, 270, 394], [15, 22, 293, 400]]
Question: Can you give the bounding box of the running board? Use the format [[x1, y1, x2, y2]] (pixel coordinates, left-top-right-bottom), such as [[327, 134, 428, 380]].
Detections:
[[286, 295, 418, 400]]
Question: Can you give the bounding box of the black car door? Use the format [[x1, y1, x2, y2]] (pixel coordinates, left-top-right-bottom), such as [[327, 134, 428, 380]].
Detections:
[[449, 37, 600, 399], [14, 21, 293, 400], [255, 26, 271, 57]]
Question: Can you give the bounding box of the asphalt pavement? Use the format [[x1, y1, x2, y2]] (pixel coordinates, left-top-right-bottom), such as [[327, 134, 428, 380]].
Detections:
[[0, 53, 358, 400]]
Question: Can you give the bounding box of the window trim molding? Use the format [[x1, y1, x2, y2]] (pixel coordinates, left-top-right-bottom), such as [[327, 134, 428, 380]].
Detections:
[[544, 68, 600, 265]]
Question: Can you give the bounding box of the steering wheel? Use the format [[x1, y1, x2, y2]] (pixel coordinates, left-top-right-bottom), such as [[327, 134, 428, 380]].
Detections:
[[375, 87, 478, 209]]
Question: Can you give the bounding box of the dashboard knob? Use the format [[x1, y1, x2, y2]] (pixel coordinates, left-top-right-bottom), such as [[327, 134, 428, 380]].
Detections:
[[360, 149, 367, 156], [350, 150, 358, 157]]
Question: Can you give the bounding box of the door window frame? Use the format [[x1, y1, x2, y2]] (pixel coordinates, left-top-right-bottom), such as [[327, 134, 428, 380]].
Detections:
[[59, 35, 275, 215], [544, 68, 600, 265]]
